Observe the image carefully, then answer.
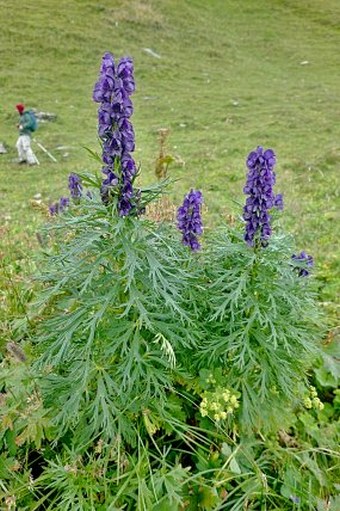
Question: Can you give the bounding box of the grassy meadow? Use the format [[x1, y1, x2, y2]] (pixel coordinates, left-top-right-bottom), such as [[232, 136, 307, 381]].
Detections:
[[0, 0, 339, 328]]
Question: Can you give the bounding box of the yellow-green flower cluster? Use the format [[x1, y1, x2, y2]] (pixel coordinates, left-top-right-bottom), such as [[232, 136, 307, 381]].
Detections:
[[200, 386, 239, 422], [303, 386, 324, 411]]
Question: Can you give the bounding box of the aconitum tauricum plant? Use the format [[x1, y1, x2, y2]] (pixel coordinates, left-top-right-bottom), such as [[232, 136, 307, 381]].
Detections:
[[198, 147, 323, 432], [17, 53, 208, 509]]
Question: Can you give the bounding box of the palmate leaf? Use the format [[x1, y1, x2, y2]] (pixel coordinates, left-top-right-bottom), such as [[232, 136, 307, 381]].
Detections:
[[151, 463, 190, 509], [197, 486, 220, 510], [315, 340, 340, 388]]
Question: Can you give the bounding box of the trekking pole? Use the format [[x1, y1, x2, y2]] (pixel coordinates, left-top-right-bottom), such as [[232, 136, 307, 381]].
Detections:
[[33, 138, 58, 163]]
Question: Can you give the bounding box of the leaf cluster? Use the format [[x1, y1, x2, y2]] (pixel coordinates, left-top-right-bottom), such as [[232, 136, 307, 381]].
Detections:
[[0, 176, 338, 510]]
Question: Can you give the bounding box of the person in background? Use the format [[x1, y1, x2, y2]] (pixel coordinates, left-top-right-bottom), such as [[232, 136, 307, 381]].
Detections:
[[15, 103, 38, 165]]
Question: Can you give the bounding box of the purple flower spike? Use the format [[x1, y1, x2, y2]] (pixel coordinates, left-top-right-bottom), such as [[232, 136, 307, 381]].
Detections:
[[93, 52, 138, 216], [68, 173, 83, 199], [243, 146, 283, 247], [292, 251, 314, 277], [49, 196, 70, 216], [177, 189, 203, 251], [59, 196, 70, 210]]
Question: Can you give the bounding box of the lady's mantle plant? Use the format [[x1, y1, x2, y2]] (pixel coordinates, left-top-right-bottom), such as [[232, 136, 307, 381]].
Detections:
[[0, 52, 333, 511]]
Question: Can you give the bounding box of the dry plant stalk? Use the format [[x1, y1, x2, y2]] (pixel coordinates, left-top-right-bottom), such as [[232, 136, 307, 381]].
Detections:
[[146, 196, 176, 223], [147, 128, 177, 222], [155, 128, 171, 180], [6, 341, 26, 362]]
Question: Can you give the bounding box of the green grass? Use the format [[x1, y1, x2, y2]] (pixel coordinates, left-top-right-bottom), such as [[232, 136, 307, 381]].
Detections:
[[0, 0, 339, 323]]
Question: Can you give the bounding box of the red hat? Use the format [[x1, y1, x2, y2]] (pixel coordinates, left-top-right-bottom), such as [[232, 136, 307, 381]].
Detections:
[[16, 103, 25, 114]]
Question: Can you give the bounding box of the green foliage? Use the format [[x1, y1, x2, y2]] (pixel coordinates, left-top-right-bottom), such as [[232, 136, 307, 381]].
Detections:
[[1, 167, 339, 509], [197, 226, 324, 432], [28, 191, 201, 447], [1, 1, 339, 506]]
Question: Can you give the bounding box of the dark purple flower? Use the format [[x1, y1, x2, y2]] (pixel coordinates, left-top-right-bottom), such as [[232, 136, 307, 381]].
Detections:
[[49, 196, 70, 216], [292, 251, 314, 277], [102, 169, 119, 187], [243, 146, 283, 246], [274, 193, 284, 210], [177, 189, 203, 251], [121, 154, 136, 178], [49, 203, 59, 216], [68, 173, 83, 199], [93, 52, 138, 216], [98, 104, 113, 136], [92, 52, 115, 103], [59, 196, 70, 210], [118, 196, 133, 217]]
